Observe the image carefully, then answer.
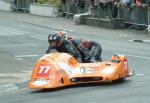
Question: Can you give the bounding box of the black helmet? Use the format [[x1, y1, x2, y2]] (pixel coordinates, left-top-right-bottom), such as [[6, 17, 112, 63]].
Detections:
[[48, 31, 62, 48], [48, 31, 61, 43]]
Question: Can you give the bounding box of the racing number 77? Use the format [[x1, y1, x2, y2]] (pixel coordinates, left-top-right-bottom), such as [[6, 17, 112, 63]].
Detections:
[[37, 65, 51, 77]]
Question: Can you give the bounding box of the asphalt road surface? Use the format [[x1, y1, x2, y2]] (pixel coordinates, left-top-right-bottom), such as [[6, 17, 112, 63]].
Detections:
[[0, 19, 150, 103]]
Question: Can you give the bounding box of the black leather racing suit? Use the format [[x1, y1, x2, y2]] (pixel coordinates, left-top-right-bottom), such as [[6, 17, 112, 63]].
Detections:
[[46, 39, 82, 62], [70, 38, 102, 63]]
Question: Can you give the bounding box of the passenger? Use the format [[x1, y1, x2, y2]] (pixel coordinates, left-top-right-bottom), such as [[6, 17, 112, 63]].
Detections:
[[70, 38, 102, 63]]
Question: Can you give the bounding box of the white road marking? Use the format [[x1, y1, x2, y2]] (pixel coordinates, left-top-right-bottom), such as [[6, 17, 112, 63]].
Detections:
[[15, 58, 24, 60], [0, 71, 31, 82], [0, 84, 18, 93], [126, 54, 150, 60], [19, 25, 49, 32], [30, 35, 46, 40], [0, 74, 6, 77], [0, 26, 29, 35], [142, 40, 150, 42], [136, 73, 145, 76], [14, 54, 39, 58], [119, 34, 131, 37], [128, 40, 135, 42], [0, 26, 29, 33], [53, 28, 74, 32], [0, 43, 37, 48], [114, 53, 150, 60], [0, 30, 23, 36], [0, 70, 32, 92], [128, 39, 150, 43], [21, 70, 32, 73], [128, 39, 143, 42], [63, 29, 74, 32]]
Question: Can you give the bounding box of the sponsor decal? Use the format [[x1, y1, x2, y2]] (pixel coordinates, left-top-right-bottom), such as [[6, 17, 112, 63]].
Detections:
[[57, 62, 73, 75], [101, 66, 115, 74], [80, 67, 86, 73], [80, 67, 101, 74], [32, 78, 48, 86], [57, 62, 101, 75], [32, 80, 47, 86]]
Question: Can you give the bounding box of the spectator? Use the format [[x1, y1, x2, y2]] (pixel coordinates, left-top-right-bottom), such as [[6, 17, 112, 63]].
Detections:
[[76, 0, 86, 13]]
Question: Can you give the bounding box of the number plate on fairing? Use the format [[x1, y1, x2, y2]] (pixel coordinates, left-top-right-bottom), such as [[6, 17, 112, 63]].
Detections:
[[36, 65, 51, 77]]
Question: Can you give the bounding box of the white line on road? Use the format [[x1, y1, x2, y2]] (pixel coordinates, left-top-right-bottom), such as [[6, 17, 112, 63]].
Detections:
[[142, 40, 150, 42], [0, 84, 18, 93], [136, 73, 145, 76], [30, 35, 46, 40], [15, 58, 24, 60], [14, 54, 39, 58], [63, 29, 74, 32], [0, 30, 23, 36], [128, 39, 150, 43], [114, 53, 150, 60], [0, 26, 29, 35], [0, 43, 37, 48]]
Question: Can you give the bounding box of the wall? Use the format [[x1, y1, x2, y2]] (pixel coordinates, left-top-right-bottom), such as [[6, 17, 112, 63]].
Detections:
[[30, 3, 58, 17], [0, 0, 11, 11]]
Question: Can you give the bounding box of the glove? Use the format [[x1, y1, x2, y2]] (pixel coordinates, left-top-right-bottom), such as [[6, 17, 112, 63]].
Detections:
[[90, 57, 96, 63], [77, 57, 82, 63], [45, 47, 51, 54], [45, 47, 57, 54], [90, 46, 96, 55], [84, 55, 91, 63]]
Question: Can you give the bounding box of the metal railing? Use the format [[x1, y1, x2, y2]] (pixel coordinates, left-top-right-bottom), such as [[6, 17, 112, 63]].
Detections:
[[10, 0, 36, 13], [62, 1, 150, 30], [92, 3, 150, 30], [121, 6, 150, 30], [62, 0, 90, 17]]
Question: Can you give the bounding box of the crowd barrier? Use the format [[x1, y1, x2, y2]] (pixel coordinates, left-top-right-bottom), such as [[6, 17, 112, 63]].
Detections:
[[62, 2, 150, 30], [118, 5, 150, 30], [62, 1, 90, 17], [96, 3, 149, 28]]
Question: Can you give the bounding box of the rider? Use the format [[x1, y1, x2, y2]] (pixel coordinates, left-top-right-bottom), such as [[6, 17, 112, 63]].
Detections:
[[70, 38, 102, 63], [46, 31, 82, 62]]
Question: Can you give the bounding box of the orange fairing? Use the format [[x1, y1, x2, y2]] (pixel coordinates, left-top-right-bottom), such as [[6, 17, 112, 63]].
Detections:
[[29, 53, 132, 89]]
